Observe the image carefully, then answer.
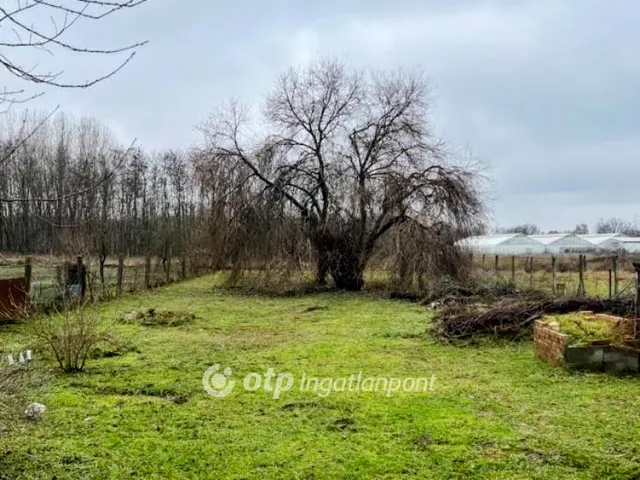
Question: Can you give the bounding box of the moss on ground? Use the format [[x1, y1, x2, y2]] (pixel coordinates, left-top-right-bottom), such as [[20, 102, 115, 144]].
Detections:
[[541, 313, 617, 345]]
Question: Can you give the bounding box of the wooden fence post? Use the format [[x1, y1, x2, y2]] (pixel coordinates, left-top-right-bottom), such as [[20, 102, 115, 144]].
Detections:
[[56, 265, 63, 295], [608, 268, 613, 300], [144, 255, 151, 289], [24, 257, 32, 294], [577, 254, 585, 297], [482, 254, 486, 270], [612, 255, 619, 295], [551, 256, 557, 295], [495, 255, 499, 276], [529, 257, 534, 288], [77, 256, 86, 300], [633, 262, 640, 337], [117, 256, 124, 296], [511, 256, 515, 283], [165, 249, 172, 284], [181, 255, 187, 280]]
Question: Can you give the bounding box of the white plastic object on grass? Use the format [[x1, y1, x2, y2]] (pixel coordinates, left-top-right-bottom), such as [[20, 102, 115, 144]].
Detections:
[[25, 403, 47, 421]]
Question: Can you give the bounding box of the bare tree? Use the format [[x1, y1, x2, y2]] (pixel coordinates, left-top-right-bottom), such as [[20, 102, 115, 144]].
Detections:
[[201, 60, 483, 290], [0, 0, 149, 213], [500, 224, 541, 235], [573, 223, 589, 235], [596, 218, 640, 236], [0, 110, 141, 254]]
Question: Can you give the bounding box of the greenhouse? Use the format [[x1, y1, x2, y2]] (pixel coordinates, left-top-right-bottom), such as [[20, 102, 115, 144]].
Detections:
[[577, 233, 627, 251], [457, 234, 545, 255], [459, 233, 640, 256], [529, 233, 594, 255]]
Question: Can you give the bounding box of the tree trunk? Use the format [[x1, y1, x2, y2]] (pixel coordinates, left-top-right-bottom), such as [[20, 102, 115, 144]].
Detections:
[[313, 230, 366, 291], [328, 251, 364, 291], [316, 250, 329, 286], [99, 256, 106, 290]]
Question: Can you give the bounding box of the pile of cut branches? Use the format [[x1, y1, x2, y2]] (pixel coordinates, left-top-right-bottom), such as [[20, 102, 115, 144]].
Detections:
[[433, 296, 635, 341], [422, 277, 546, 308]]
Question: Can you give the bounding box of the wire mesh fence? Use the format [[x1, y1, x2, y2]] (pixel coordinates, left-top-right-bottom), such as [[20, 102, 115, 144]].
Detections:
[[0, 254, 216, 312], [472, 253, 640, 298], [2, 252, 639, 314]]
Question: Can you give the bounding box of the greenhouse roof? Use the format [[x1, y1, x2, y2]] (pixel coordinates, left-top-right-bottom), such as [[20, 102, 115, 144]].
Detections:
[[529, 233, 575, 245], [578, 233, 626, 245], [458, 234, 540, 247]]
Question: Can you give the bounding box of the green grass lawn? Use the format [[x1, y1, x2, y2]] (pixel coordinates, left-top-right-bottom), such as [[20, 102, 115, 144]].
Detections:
[[3, 276, 640, 479]]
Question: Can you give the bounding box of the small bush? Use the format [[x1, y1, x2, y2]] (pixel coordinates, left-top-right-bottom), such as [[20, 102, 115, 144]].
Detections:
[[29, 307, 110, 373]]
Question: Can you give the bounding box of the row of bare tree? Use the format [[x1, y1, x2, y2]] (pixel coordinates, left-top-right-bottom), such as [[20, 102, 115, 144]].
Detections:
[[497, 219, 640, 237], [1, 62, 484, 291]]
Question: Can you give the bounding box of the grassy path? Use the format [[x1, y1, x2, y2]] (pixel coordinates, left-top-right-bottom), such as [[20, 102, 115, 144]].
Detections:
[[2, 276, 640, 479]]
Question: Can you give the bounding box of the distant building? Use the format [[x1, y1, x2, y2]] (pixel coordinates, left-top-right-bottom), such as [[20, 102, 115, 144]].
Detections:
[[530, 233, 594, 255], [457, 232, 640, 256], [617, 237, 640, 253], [577, 233, 627, 251], [457, 234, 545, 256], [579, 234, 640, 254]]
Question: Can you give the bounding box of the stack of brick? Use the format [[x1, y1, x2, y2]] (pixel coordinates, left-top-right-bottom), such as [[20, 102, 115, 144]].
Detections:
[[534, 321, 568, 366], [534, 318, 640, 374]]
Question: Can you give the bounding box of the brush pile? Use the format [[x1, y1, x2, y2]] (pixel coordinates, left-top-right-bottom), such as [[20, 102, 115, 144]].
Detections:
[[433, 296, 635, 341], [422, 277, 547, 308]]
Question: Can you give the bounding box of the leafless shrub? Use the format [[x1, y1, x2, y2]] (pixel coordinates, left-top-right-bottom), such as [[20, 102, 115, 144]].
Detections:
[[29, 307, 110, 373], [380, 220, 479, 293]]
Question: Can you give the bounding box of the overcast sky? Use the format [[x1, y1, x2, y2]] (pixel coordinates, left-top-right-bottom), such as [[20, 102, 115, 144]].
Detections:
[[11, 0, 640, 232]]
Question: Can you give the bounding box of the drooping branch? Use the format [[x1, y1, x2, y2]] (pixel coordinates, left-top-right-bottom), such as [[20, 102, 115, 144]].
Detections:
[[200, 60, 485, 290]]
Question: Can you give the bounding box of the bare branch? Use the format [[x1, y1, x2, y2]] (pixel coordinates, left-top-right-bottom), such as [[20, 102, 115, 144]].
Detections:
[[0, 0, 148, 103]]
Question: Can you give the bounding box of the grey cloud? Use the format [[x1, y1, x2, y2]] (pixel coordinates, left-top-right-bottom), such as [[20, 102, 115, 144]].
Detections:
[[15, 0, 640, 230]]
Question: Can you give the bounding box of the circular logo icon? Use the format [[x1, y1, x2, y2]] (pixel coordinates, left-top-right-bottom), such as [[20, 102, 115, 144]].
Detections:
[[203, 364, 236, 398]]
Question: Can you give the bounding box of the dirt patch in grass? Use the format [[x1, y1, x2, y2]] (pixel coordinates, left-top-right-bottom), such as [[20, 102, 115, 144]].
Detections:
[[94, 384, 188, 404], [119, 308, 196, 327], [329, 417, 356, 432], [414, 433, 433, 451], [89, 336, 140, 359], [379, 331, 424, 339], [281, 401, 320, 411], [303, 305, 328, 313]]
